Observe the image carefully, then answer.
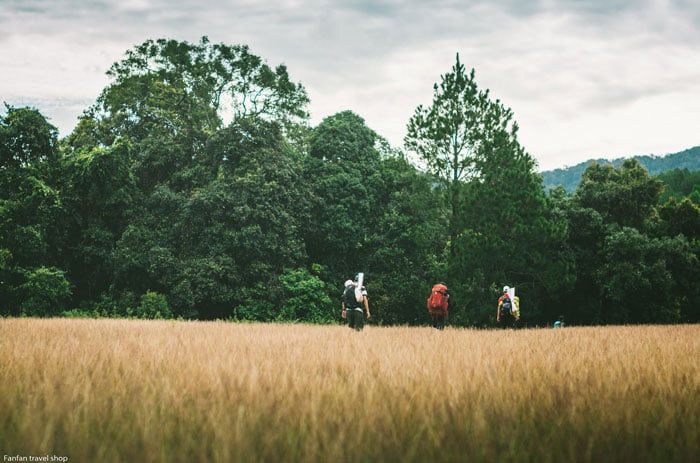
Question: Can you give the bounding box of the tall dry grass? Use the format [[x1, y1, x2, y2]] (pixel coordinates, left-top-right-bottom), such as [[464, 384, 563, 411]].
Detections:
[[0, 318, 698, 462]]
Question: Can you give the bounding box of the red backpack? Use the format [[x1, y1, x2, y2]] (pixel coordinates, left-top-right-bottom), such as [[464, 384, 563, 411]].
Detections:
[[427, 283, 449, 315]]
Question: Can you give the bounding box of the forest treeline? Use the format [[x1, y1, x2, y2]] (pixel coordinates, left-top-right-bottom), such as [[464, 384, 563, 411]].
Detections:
[[2, 37, 699, 326]]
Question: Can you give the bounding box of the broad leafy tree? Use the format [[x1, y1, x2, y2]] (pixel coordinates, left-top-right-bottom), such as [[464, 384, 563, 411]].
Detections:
[[596, 228, 694, 323], [109, 119, 312, 319], [0, 106, 67, 315], [657, 197, 700, 243], [57, 141, 139, 304], [98, 36, 309, 135], [57, 38, 312, 318], [69, 37, 309, 193], [304, 111, 379, 277], [556, 161, 698, 324], [576, 159, 664, 231]]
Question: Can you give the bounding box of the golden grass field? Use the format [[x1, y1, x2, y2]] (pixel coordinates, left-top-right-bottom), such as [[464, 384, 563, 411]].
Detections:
[[1, 318, 698, 463]]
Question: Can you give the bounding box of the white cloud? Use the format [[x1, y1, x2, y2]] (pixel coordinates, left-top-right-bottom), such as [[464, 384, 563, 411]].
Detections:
[[1, 0, 698, 171]]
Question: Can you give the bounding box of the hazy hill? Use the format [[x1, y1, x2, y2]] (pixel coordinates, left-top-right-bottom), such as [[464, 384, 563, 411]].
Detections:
[[541, 146, 700, 192]]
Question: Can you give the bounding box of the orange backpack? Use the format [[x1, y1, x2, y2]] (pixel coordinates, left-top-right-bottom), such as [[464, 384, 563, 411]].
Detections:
[[427, 283, 449, 315]]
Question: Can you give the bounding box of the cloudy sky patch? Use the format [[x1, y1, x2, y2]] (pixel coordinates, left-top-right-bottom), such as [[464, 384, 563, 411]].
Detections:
[[1, 0, 698, 170]]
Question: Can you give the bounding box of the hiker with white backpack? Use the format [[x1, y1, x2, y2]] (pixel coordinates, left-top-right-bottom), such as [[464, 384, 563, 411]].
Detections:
[[341, 273, 371, 331], [497, 285, 520, 329]]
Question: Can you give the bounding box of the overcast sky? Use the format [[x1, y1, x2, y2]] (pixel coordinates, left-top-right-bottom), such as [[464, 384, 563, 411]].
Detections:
[[1, 0, 699, 171]]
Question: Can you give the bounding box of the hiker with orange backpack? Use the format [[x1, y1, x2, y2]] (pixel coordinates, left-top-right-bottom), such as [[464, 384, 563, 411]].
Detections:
[[427, 283, 450, 330]]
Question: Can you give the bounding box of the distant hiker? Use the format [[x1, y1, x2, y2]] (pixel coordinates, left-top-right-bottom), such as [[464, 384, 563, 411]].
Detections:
[[553, 315, 565, 328], [341, 274, 371, 331], [497, 285, 519, 329], [427, 283, 450, 330]]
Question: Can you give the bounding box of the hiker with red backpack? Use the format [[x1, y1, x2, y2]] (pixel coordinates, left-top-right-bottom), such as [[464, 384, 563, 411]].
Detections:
[[427, 283, 450, 330]]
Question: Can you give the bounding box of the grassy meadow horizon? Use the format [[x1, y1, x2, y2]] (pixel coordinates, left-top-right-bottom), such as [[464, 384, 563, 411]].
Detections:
[[1, 318, 698, 462]]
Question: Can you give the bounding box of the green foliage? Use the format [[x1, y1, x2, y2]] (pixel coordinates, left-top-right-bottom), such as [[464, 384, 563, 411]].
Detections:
[[656, 197, 700, 241], [551, 160, 700, 324], [576, 159, 663, 230], [129, 291, 173, 319], [596, 229, 692, 323], [404, 55, 497, 254], [92, 36, 309, 154], [0, 106, 62, 260], [657, 168, 700, 204], [277, 268, 334, 323], [404, 55, 491, 185], [0, 104, 59, 176], [235, 282, 276, 322], [56, 36, 312, 320], [56, 141, 139, 304], [302, 111, 380, 283], [19, 267, 71, 316], [309, 110, 378, 165], [3, 40, 699, 326], [61, 308, 101, 318], [1, 106, 66, 316]]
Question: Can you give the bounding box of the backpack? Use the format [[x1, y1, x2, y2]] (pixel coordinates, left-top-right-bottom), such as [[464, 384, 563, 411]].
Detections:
[[427, 284, 449, 315], [500, 296, 512, 315], [343, 284, 358, 308]]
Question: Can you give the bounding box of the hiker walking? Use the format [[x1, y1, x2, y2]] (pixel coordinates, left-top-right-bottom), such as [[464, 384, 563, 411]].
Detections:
[[341, 273, 370, 331], [497, 285, 519, 329], [553, 315, 565, 328], [427, 283, 450, 330]]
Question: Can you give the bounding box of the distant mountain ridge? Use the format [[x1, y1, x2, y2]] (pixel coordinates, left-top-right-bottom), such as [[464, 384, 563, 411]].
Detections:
[[541, 146, 700, 192]]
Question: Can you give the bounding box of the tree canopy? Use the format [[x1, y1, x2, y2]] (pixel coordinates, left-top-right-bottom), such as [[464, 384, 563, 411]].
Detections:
[[1, 40, 698, 325]]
